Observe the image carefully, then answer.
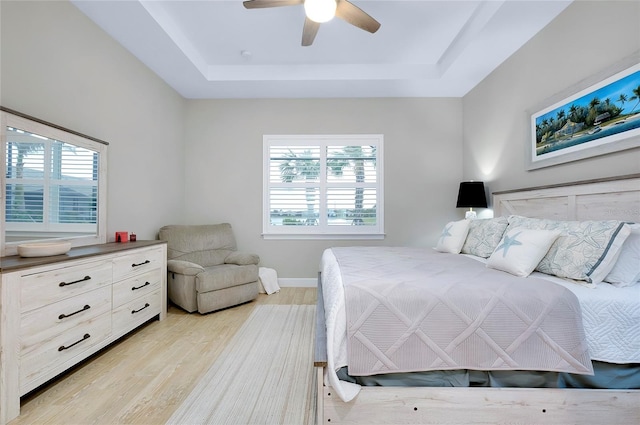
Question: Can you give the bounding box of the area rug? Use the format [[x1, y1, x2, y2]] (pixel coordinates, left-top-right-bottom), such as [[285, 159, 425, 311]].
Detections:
[[166, 305, 317, 425]]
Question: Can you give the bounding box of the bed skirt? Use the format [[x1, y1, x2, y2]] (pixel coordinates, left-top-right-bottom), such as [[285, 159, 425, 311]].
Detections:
[[336, 361, 640, 389]]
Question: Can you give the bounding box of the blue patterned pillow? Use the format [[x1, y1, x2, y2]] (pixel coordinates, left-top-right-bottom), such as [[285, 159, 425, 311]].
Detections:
[[506, 215, 631, 284], [461, 217, 508, 258]]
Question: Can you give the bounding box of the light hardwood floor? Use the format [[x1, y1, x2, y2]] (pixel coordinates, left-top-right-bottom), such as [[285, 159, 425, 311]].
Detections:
[[10, 287, 317, 425]]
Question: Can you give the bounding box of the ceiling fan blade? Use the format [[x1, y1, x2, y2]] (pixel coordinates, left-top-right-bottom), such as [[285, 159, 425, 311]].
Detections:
[[243, 0, 303, 9], [302, 17, 321, 46], [335, 0, 381, 33]]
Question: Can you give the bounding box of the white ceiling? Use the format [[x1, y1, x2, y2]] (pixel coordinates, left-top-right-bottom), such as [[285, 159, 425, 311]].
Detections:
[[71, 0, 572, 99]]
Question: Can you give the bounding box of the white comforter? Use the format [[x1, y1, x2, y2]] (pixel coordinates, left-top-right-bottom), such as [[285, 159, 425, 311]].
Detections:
[[320, 247, 640, 402]]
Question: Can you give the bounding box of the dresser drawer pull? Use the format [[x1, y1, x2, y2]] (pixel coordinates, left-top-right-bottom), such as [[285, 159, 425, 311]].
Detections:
[[132, 260, 151, 268], [59, 275, 91, 287], [132, 303, 150, 314], [58, 304, 91, 320], [132, 281, 151, 291], [58, 333, 90, 351]]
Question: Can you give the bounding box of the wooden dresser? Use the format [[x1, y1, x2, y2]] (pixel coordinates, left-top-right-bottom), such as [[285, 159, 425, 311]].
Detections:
[[0, 240, 167, 424]]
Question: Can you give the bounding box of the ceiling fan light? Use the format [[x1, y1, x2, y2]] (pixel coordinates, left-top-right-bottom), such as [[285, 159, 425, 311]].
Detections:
[[304, 0, 337, 23]]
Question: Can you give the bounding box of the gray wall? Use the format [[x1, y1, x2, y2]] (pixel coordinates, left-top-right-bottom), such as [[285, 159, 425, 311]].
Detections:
[[183, 99, 462, 278], [1, 0, 186, 243], [463, 0, 640, 195]]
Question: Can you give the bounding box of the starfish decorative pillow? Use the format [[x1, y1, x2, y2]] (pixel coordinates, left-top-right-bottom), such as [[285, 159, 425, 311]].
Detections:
[[434, 219, 471, 254], [487, 228, 561, 277]]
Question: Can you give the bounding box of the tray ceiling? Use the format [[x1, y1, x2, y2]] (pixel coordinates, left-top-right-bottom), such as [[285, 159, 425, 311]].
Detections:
[[72, 0, 572, 98]]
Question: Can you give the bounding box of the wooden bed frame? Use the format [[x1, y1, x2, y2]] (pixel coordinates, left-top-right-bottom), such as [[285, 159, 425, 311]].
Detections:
[[314, 174, 640, 425]]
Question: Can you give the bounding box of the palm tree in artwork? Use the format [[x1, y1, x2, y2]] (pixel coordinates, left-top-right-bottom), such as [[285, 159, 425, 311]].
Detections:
[[628, 85, 640, 114], [616, 93, 628, 112], [569, 104, 579, 122]]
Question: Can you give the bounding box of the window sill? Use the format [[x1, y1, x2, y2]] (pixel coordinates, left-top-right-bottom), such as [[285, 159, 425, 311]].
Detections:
[[262, 233, 385, 240]]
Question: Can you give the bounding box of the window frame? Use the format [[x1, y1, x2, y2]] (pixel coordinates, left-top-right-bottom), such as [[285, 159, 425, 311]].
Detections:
[[263, 134, 384, 240], [1, 108, 108, 256]]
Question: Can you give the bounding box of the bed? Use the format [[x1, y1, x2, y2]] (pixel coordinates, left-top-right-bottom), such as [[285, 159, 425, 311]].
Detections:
[[314, 174, 640, 425]]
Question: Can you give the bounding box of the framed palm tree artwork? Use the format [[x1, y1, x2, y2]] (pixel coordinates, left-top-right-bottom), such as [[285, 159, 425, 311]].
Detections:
[[528, 55, 640, 170]]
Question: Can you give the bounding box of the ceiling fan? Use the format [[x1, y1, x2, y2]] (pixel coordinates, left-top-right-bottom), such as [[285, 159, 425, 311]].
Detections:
[[243, 0, 381, 46]]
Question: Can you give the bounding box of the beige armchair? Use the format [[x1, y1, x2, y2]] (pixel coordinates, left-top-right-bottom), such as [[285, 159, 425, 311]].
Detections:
[[158, 223, 260, 314]]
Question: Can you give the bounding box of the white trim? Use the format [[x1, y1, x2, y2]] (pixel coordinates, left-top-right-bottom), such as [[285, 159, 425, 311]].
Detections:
[[263, 233, 385, 240], [278, 277, 317, 288]]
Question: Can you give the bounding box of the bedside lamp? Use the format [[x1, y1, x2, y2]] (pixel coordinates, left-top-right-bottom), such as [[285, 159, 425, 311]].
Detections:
[[456, 181, 487, 219]]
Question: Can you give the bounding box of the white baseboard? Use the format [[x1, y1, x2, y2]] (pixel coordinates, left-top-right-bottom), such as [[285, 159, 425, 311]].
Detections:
[[278, 278, 317, 288]]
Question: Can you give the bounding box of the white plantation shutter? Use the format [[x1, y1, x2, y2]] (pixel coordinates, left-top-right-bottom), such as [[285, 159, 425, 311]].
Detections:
[[5, 128, 98, 233], [263, 135, 384, 239]]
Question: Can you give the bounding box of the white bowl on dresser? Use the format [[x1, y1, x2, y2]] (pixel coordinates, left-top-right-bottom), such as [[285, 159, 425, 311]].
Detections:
[[17, 241, 72, 257]]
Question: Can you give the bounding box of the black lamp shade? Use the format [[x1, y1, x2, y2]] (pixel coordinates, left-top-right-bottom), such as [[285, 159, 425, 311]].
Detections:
[[456, 181, 487, 208]]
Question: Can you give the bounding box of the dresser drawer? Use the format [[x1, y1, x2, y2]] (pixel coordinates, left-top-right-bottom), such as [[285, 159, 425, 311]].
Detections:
[[113, 269, 162, 308], [20, 260, 113, 313], [112, 246, 164, 281], [20, 312, 112, 392], [112, 290, 161, 336], [20, 286, 112, 351]]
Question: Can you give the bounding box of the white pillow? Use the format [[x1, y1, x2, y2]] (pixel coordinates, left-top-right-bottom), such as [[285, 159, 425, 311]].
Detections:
[[435, 219, 471, 254], [604, 224, 640, 287], [487, 228, 561, 277]]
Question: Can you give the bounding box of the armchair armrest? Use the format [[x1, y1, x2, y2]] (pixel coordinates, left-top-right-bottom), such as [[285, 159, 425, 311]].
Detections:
[[167, 259, 205, 276], [225, 251, 260, 266]]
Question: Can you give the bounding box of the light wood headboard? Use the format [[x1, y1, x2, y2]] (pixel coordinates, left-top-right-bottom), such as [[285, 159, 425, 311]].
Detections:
[[493, 174, 640, 222]]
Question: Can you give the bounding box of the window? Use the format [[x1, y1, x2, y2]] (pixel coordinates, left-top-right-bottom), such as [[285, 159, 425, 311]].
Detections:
[[263, 135, 384, 239], [5, 129, 98, 231], [1, 108, 108, 255]]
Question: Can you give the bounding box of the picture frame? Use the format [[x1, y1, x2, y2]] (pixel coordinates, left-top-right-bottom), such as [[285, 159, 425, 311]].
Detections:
[[527, 55, 640, 170]]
